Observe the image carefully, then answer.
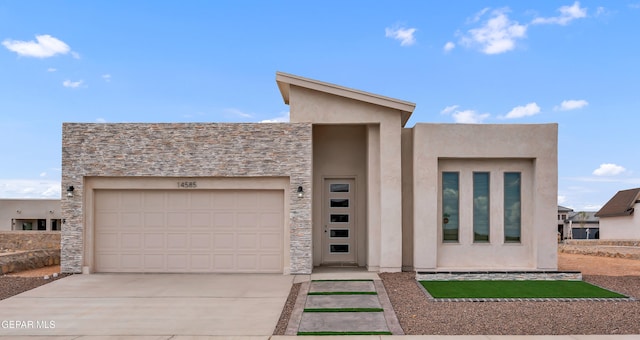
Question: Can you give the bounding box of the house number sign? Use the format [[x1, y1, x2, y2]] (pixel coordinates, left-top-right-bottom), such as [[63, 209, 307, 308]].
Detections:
[[177, 181, 197, 188]]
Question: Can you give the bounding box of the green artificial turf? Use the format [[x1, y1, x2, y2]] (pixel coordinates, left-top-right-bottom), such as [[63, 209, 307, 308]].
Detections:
[[420, 280, 627, 299], [298, 331, 392, 336], [308, 291, 377, 295], [303, 308, 384, 313]]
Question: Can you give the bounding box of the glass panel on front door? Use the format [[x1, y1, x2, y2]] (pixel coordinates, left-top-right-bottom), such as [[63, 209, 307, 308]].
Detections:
[[322, 179, 356, 264]]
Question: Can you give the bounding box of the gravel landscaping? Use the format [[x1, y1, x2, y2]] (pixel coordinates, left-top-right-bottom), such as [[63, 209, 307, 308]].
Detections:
[[275, 252, 640, 335], [0, 274, 69, 301]]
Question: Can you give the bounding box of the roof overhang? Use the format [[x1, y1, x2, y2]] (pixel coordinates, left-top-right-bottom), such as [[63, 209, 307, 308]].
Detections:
[[276, 71, 416, 127]]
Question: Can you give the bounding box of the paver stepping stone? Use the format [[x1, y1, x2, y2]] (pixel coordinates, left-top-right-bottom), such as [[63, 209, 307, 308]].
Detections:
[[305, 294, 382, 309], [309, 280, 375, 293], [298, 311, 389, 333]]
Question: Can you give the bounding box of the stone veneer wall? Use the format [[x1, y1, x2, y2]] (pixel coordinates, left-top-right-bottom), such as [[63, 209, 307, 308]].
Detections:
[[0, 231, 61, 251], [62, 123, 313, 274]]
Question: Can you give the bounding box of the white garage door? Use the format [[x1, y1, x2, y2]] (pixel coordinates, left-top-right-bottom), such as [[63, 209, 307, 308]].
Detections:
[[94, 189, 284, 273]]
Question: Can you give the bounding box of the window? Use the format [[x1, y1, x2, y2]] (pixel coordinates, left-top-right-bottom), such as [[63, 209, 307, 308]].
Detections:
[[504, 172, 521, 243], [22, 222, 33, 230], [442, 172, 459, 242], [473, 172, 490, 242], [37, 219, 47, 231], [330, 184, 349, 192], [330, 244, 349, 253], [51, 219, 61, 231]]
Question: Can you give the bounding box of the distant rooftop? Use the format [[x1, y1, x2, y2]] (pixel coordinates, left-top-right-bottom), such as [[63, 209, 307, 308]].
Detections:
[[595, 188, 640, 218]]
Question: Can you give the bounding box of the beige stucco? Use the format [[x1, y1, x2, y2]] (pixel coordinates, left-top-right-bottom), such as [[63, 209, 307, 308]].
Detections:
[[281, 73, 414, 272], [312, 125, 367, 266], [411, 123, 558, 271], [599, 204, 640, 240], [0, 199, 61, 231]]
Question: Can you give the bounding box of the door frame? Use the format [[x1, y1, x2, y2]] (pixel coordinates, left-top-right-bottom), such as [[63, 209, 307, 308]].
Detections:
[[320, 176, 358, 265]]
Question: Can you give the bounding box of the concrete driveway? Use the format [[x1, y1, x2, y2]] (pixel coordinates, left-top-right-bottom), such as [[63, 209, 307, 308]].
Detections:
[[0, 273, 293, 337]]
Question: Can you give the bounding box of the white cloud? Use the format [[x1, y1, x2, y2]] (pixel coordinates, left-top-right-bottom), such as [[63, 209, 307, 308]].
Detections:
[[385, 26, 417, 46], [452, 110, 490, 124], [460, 8, 527, 54], [63, 79, 83, 88], [2, 34, 72, 58], [443, 41, 455, 52], [583, 204, 602, 211], [554, 99, 588, 111], [503, 102, 541, 119], [468, 8, 490, 24], [558, 195, 567, 204], [102, 74, 112, 82], [593, 163, 626, 176], [96, 118, 107, 123], [39, 172, 47, 177], [440, 105, 459, 115], [224, 108, 253, 119], [630, 3, 640, 9], [47, 67, 57, 72], [0, 179, 61, 198], [71, 51, 80, 59], [532, 1, 587, 25], [260, 112, 290, 123]]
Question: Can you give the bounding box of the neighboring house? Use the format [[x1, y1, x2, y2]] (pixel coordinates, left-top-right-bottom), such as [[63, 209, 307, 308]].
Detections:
[[595, 188, 640, 240], [60, 72, 558, 274], [558, 205, 573, 240], [566, 211, 599, 240], [0, 199, 62, 231]]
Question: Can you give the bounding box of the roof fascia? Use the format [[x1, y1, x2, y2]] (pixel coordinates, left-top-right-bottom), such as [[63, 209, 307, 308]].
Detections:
[[276, 71, 416, 127]]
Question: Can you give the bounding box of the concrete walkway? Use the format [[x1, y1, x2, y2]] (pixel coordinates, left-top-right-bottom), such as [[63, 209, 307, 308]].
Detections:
[[285, 269, 402, 336]]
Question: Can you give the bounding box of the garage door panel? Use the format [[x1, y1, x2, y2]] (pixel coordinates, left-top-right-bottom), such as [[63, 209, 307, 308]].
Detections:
[[121, 233, 142, 249], [213, 233, 234, 249], [144, 254, 164, 270], [144, 212, 165, 228], [190, 233, 211, 249], [144, 233, 165, 249], [260, 212, 283, 228], [95, 189, 284, 273], [191, 212, 211, 228], [260, 233, 282, 250], [237, 213, 259, 228], [167, 233, 188, 249], [120, 193, 143, 210], [237, 234, 257, 249]]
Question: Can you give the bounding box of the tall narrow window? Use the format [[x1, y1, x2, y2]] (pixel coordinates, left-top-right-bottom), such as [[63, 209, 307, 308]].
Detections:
[[504, 172, 521, 243], [442, 172, 459, 242], [473, 172, 490, 242]]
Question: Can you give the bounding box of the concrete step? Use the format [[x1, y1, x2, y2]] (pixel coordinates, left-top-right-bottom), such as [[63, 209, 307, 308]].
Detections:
[[309, 280, 376, 293], [298, 311, 390, 333], [305, 294, 382, 309]]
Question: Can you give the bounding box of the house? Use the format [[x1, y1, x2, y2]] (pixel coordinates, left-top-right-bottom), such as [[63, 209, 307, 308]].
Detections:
[[595, 188, 640, 240], [60, 72, 558, 274], [0, 199, 62, 231], [566, 211, 599, 239], [558, 205, 573, 239]]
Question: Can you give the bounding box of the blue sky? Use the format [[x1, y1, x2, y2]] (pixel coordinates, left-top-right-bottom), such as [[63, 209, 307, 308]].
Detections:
[[1, 1, 639, 211]]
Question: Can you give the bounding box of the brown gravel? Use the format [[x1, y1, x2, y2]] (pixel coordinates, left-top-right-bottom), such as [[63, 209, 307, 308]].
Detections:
[[275, 252, 640, 335], [0, 265, 70, 301], [273, 282, 300, 335]]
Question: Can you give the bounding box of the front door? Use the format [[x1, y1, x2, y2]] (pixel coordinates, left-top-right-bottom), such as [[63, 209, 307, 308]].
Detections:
[[322, 178, 356, 264]]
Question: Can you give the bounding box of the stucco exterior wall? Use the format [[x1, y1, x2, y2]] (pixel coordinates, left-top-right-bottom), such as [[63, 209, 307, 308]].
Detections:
[[0, 199, 61, 231], [401, 128, 414, 270], [288, 85, 404, 272], [61, 123, 313, 274], [312, 125, 367, 266], [412, 123, 558, 271], [600, 205, 640, 240]]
